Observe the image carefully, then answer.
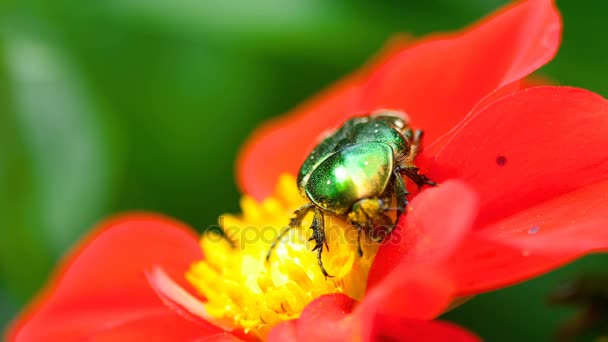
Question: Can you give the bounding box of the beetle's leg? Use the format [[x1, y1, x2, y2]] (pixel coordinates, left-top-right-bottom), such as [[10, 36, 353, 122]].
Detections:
[[411, 129, 425, 156], [392, 168, 409, 228], [356, 227, 364, 257], [309, 207, 333, 278], [402, 127, 414, 141], [400, 129, 424, 165], [399, 129, 436, 189], [399, 165, 436, 190], [266, 203, 314, 262], [369, 169, 411, 244]]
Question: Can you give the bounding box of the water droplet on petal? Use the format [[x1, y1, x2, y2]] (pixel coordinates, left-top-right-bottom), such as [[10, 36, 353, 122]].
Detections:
[[528, 226, 540, 235]]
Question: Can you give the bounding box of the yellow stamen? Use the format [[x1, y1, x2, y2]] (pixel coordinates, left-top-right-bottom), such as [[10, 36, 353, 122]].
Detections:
[[186, 174, 379, 339]]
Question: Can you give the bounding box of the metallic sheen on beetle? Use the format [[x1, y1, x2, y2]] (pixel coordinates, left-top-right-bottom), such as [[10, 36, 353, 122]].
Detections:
[[266, 110, 435, 277]]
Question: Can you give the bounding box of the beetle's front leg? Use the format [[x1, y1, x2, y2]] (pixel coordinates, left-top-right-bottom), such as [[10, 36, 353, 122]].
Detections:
[[355, 226, 364, 257], [266, 203, 314, 261], [411, 129, 423, 153], [391, 167, 409, 231], [399, 165, 436, 190], [309, 208, 333, 278], [402, 129, 424, 163]]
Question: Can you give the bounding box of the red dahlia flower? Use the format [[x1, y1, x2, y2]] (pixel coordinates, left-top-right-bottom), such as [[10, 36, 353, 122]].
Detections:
[[7, 0, 608, 341]]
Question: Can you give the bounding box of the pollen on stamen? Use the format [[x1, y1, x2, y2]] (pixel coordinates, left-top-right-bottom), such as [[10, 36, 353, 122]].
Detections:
[[185, 174, 379, 339]]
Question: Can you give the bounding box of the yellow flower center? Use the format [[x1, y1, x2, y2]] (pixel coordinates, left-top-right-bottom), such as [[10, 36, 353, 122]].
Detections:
[[186, 174, 379, 339]]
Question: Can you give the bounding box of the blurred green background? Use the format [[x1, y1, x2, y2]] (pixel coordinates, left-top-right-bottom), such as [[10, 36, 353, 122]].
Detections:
[[1, 0, 606, 340]]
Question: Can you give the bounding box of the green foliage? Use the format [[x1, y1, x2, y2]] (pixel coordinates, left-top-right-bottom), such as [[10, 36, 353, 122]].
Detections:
[[0, 0, 606, 339]]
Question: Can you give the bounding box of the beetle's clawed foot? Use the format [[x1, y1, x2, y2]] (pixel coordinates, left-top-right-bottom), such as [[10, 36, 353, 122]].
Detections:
[[415, 174, 437, 188], [315, 248, 333, 278], [309, 233, 329, 252], [311, 239, 333, 278], [309, 208, 333, 278], [400, 165, 436, 190]]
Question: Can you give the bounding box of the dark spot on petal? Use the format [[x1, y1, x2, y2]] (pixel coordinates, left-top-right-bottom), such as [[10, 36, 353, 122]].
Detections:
[[496, 155, 507, 166], [528, 226, 540, 235]]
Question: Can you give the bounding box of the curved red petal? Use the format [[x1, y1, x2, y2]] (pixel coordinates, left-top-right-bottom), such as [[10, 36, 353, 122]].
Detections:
[[359, 269, 453, 321], [238, 0, 560, 199], [266, 321, 298, 342], [297, 293, 355, 340], [273, 269, 476, 342], [197, 332, 245, 342], [428, 86, 608, 229], [444, 235, 570, 295], [367, 317, 481, 342], [445, 179, 608, 294], [424, 86, 608, 294], [7, 213, 222, 341], [362, 0, 561, 145], [359, 266, 477, 341], [298, 268, 455, 340], [481, 179, 608, 253], [237, 37, 411, 200], [367, 180, 478, 289], [73, 312, 227, 342]]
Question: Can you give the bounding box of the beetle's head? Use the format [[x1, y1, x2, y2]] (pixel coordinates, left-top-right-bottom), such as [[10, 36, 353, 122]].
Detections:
[[370, 109, 410, 130]]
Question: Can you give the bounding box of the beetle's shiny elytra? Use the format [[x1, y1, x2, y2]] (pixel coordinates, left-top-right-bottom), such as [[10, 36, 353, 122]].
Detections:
[[266, 110, 435, 277]]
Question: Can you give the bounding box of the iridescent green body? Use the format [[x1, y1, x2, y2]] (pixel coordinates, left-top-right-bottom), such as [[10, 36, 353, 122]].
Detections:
[[297, 115, 408, 195], [297, 113, 411, 213], [304, 142, 393, 214], [267, 111, 434, 277]]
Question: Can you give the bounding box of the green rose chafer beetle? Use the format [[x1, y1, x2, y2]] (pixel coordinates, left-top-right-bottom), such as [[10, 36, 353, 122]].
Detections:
[[266, 110, 435, 277]]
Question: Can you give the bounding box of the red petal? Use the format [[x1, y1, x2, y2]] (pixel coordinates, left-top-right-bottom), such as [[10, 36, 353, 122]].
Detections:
[[271, 269, 478, 342], [367, 317, 481, 342], [7, 213, 222, 341], [362, 0, 561, 145], [73, 313, 231, 342], [266, 321, 298, 342], [295, 294, 355, 341], [358, 250, 479, 340], [443, 235, 569, 295], [481, 179, 608, 253], [198, 333, 245, 342], [426, 87, 608, 294], [428, 87, 608, 229], [445, 179, 608, 294], [367, 180, 478, 289], [359, 268, 453, 321], [237, 37, 411, 200], [237, 1, 560, 200]]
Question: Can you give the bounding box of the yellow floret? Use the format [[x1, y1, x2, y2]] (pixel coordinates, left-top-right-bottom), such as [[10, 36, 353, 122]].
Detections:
[[186, 174, 379, 339]]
